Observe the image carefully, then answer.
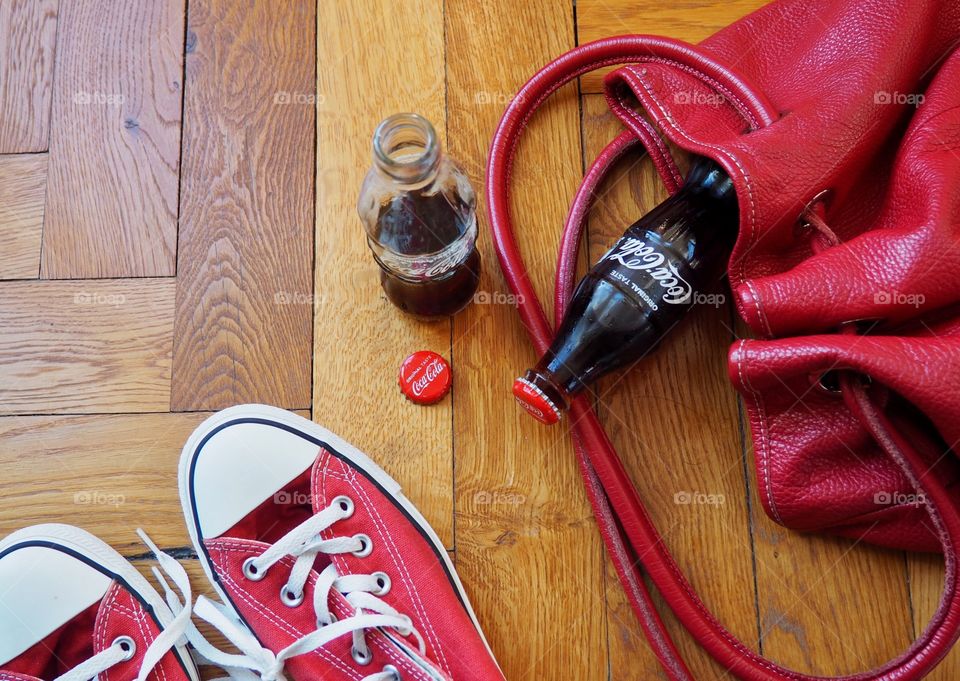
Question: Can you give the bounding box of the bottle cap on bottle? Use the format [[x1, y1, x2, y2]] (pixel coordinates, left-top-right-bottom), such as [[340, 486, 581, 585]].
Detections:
[[399, 351, 452, 405], [512, 377, 562, 425]]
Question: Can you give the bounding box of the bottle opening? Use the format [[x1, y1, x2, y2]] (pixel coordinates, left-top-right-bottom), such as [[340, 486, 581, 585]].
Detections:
[[373, 113, 440, 183]]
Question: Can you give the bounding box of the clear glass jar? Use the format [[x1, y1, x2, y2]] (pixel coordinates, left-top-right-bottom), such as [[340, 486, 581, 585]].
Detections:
[[357, 113, 481, 318]]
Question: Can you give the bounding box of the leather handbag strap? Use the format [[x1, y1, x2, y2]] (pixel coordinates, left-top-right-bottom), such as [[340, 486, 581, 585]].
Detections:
[[486, 35, 960, 680]]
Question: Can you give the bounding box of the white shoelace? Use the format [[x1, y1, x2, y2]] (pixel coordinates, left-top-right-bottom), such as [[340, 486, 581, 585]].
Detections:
[[161, 496, 423, 681], [53, 531, 193, 681]]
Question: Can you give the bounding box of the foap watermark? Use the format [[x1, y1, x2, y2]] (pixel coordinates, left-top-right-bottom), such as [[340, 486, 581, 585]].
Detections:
[[274, 490, 312, 506], [474, 91, 526, 107], [74, 291, 126, 307], [275, 291, 322, 306], [473, 490, 527, 506], [74, 91, 125, 107], [874, 290, 925, 308], [874, 90, 924, 107], [673, 90, 727, 107], [674, 490, 726, 506], [665, 291, 726, 308], [874, 491, 926, 507], [274, 91, 325, 106], [74, 490, 126, 508], [473, 290, 525, 306]]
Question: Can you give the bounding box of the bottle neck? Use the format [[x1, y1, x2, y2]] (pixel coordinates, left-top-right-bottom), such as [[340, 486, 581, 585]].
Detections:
[[676, 156, 736, 207], [372, 113, 441, 185]]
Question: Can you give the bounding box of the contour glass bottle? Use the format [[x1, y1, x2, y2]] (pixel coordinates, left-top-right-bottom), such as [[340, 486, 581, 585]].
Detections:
[[357, 113, 481, 318], [513, 157, 738, 424]]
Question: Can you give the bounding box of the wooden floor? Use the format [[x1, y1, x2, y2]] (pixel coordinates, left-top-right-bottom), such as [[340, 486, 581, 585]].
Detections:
[[0, 0, 953, 678]]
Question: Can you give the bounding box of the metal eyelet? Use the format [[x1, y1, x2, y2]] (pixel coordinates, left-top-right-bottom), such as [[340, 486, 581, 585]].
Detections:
[[352, 533, 373, 558], [814, 369, 843, 394], [317, 611, 338, 627], [371, 571, 391, 596], [242, 557, 267, 581], [332, 495, 354, 518], [382, 665, 401, 680], [812, 369, 872, 396], [114, 636, 137, 661], [280, 584, 304, 607], [352, 645, 373, 665]]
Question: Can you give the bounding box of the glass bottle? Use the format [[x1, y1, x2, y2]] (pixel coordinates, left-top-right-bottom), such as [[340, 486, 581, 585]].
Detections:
[[513, 157, 738, 424], [357, 113, 481, 318]]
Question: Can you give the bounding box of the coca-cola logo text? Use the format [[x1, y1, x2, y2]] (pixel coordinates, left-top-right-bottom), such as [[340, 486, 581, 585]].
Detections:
[[411, 358, 446, 397], [605, 238, 693, 305]]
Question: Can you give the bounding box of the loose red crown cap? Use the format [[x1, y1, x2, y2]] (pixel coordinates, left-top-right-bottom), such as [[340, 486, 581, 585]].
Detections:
[[399, 351, 451, 405], [512, 377, 561, 425]]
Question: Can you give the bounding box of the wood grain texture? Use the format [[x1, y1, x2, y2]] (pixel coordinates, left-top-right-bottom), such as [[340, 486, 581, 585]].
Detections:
[[314, 0, 453, 548], [0, 412, 208, 551], [446, 1, 607, 678], [750, 513, 913, 674], [0, 279, 175, 414], [41, 0, 184, 278], [576, 0, 768, 93], [0, 410, 309, 555], [0, 153, 46, 279], [171, 0, 315, 411], [582, 95, 759, 678], [0, 0, 58, 152]]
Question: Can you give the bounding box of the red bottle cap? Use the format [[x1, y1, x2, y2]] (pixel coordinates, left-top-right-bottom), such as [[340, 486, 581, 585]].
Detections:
[[399, 351, 451, 405], [512, 377, 561, 425]]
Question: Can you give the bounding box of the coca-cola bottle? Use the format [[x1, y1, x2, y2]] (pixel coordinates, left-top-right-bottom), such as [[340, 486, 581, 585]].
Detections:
[[357, 113, 481, 318], [513, 157, 738, 424]]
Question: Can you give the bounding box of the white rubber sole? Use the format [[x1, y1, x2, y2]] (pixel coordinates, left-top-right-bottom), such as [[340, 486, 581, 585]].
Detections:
[[178, 404, 499, 663], [0, 524, 199, 681]]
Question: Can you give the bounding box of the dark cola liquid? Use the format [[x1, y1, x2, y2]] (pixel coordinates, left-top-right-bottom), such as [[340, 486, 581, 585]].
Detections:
[[518, 158, 738, 416], [374, 191, 480, 317]]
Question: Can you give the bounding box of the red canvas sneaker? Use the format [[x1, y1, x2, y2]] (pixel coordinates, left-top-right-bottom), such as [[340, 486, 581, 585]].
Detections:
[[0, 525, 198, 681], [178, 405, 505, 681]]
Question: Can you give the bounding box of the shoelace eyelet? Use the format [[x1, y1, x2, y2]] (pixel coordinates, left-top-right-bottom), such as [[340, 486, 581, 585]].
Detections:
[[317, 612, 338, 628], [332, 495, 355, 517], [371, 571, 391, 596], [352, 645, 373, 665], [352, 533, 373, 557], [243, 556, 267, 581], [280, 584, 305, 607], [114, 635, 137, 662], [382, 664, 401, 680]]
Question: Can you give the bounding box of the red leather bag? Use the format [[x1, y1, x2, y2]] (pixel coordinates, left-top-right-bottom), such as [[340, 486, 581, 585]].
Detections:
[[486, 0, 960, 678]]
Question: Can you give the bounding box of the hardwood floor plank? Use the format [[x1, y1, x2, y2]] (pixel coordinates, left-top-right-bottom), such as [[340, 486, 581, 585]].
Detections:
[[171, 0, 314, 411], [0, 413, 207, 550], [581, 95, 759, 678], [751, 514, 913, 674], [0, 279, 175, 414], [0, 153, 46, 279], [41, 0, 184, 278], [0, 411, 308, 556], [0, 0, 58, 152], [314, 0, 453, 548], [446, 2, 607, 678], [576, 0, 767, 93]]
